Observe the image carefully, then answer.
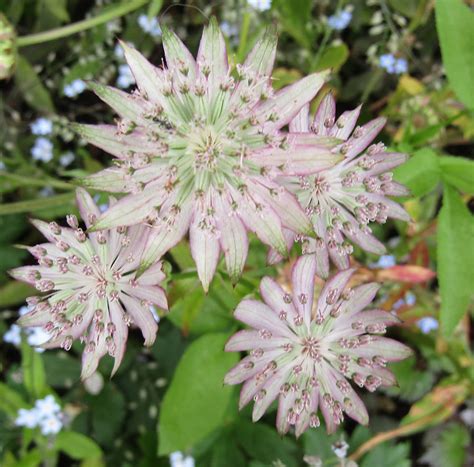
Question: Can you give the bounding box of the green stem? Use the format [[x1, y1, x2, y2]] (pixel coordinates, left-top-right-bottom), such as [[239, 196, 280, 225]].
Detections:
[[312, 27, 332, 70], [0, 192, 74, 216], [0, 171, 74, 190], [16, 0, 149, 48], [236, 12, 251, 63]]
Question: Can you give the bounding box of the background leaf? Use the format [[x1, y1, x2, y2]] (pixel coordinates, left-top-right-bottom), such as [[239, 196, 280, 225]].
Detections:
[[435, 0, 474, 109], [158, 333, 238, 455], [393, 148, 440, 197], [21, 340, 47, 398], [437, 186, 474, 334], [14, 56, 55, 113], [360, 441, 411, 467], [236, 420, 298, 467], [0, 383, 27, 417], [439, 156, 474, 195], [419, 423, 469, 467], [55, 431, 102, 460]]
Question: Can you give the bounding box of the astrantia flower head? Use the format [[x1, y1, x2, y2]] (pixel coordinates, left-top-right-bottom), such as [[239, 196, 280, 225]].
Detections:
[[270, 94, 410, 278], [224, 256, 412, 436], [74, 19, 340, 290], [10, 189, 167, 379]]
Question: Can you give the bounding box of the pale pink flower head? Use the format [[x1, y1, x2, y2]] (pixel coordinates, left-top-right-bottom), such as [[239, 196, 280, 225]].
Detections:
[[74, 19, 340, 290], [270, 94, 410, 278], [224, 256, 412, 436], [9, 189, 167, 379]]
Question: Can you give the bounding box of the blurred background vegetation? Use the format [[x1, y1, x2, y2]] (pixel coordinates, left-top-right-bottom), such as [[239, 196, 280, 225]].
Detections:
[[0, 0, 473, 466]]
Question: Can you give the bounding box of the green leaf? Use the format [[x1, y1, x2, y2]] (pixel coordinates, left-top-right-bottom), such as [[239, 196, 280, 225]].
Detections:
[[236, 420, 298, 467], [435, 0, 474, 109], [0, 193, 75, 216], [385, 357, 435, 402], [0, 246, 28, 276], [13, 449, 42, 467], [158, 333, 238, 454], [42, 0, 69, 22], [437, 186, 474, 334], [0, 383, 27, 417], [84, 384, 126, 446], [420, 423, 469, 467], [147, 0, 163, 18], [0, 215, 27, 243], [314, 44, 349, 72], [55, 431, 102, 460], [303, 427, 342, 463], [168, 274, 242, 335], [439, 156, 474, 195], [393, 148, 440, 197], [21, 340, 47, 398], [0, 281, 36, 307], [14, 56, 55, 113], [360, 441, 411, 467], [388, 0, 421, 18], [42, 353, 81, 388], [211, 434, 246, 467], [272, 0, 314, 48]]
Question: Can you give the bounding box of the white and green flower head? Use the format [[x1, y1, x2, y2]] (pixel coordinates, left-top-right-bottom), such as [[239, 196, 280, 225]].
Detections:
[[10, 189, 167, 379], [269, 95, 410, 278], [74, 18, 342, 290]]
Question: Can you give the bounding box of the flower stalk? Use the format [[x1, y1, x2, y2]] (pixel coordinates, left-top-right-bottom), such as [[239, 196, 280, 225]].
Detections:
[[16, 0, 149, 48]]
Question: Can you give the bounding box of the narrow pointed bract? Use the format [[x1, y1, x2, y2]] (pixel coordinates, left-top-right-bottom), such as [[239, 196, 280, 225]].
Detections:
[[224, 256, 412, 436], [76, 21, 337, 290], [10, 189, 167, 379], [270, 94, 410, 277]]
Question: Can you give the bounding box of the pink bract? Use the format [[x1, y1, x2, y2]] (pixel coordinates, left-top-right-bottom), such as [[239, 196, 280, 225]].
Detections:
[[74, 19, 341, 290], [10, 189, 167, 379], [269, 94, 410, 278], [224, 255, 412, 436]]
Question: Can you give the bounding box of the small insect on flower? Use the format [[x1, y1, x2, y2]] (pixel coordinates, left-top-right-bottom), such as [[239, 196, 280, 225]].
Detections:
[[9, 189, 168, 379], [270, 94, 410, 278], [74, 19, 339, 291], [224, 255, 412, 436]]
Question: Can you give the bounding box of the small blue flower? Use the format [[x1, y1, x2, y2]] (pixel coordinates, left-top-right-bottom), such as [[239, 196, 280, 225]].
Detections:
[[93, 194, 108, 213], [405, 292, 416, 306], [379, 54, 408, 74], [19, 306, 31, 316], [40, 415, 63, 435], [375, 255, 396, 269], [59, 151, 74, 167], [417, 317, 438, 334], [393, 298, 405, 310], [328, 10, 352, 31], [170, 452, 195, 467], [248, 0, 271, 11], [4, 324, 21, 346], [116, 64, 135, 89], [39, 187, 55, 197], [220, 21, 239, 38], [394, 58, 408, 74], [64, 79, 86, 98], [31, 118, 53, 136], [114, 43, 125, 59], [15, 408, 41, 429], [26, 327, 50, 352], [379, 54, 396, 73], [35, 395, 61, 419], [31, 137, 53, 163], [137, 14, 162, 37]]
